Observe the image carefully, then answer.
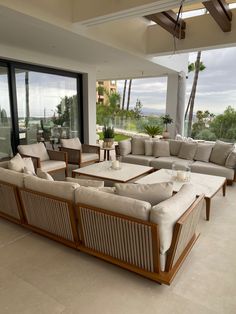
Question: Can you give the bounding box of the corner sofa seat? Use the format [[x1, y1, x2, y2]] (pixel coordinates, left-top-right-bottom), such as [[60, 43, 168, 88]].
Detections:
[[191, 161, 235, 181], [150, 156, 194, 170], [121, 154, 156, 166]]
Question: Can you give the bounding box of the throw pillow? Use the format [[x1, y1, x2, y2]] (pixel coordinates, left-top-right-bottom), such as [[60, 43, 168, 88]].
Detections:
[[153, 141, 170, 157], [37, 168, 54, 181], [66, 177, 104, 188], [168, 140, 182, 156], [131, 137, 146, 155], [23, 157, 36, 175], [119, 140, 131, 156], [210, 140, 234, 166], [145, 140, 153, 156], [115, 182, 173, 206], [194, 143, 213, 162], [8, 153, 25, 172], [178, 142, 197, 160], [225, 150, 236, 169]]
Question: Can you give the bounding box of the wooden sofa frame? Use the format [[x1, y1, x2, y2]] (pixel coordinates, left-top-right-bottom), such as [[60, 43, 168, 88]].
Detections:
[[0, 179, 204, 285]]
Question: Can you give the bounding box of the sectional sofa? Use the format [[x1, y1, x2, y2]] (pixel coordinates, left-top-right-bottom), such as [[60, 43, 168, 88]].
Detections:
[[116, 138, 236, 184], [0, 160, 204, 285]]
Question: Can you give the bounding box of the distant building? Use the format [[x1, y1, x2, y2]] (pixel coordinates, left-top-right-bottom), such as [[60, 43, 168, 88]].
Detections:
[[96, 80, 117, 104]]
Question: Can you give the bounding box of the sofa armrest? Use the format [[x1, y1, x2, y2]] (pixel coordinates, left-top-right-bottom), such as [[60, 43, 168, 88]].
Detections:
[[19, 154, 40, 169], [47, 149, 67, 163], [82, 144, 100, 156], [59, 147, 81, 164]]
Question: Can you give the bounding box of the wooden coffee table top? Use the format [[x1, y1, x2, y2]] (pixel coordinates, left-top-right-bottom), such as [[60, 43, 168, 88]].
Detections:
[[135, 169, 226, 199], [72, 161, 153, 183]]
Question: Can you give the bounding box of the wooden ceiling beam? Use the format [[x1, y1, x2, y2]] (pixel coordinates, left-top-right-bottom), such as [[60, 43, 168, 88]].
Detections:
[[145, 10, 186, 39], [203, 0, 232, 32]]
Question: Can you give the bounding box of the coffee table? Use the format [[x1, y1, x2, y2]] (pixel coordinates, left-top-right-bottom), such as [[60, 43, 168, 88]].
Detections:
[[135, 169, 227, 221], [72, 161, 153, 183]]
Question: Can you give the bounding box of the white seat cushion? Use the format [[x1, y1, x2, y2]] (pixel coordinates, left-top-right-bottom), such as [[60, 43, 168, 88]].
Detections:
[[150, 184, 196, 255], [61, 138, 82, 150], [121, 154, 155, 166], [24, 176, 79, 201], [191, 161, 234, 180], [150, 156, 194, 170], [66, 177, 104, 188], [75, 186, 151, 221], [40, 160, 66, 172], [81, 153, 99, 162], [18, 142, 49, 161]]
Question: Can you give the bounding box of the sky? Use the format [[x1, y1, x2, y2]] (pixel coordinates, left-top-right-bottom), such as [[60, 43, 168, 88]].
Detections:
[[117, 46, 236, 115]]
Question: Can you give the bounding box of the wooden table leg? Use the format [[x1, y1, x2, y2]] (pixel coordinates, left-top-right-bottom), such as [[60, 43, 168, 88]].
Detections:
[[72, 171, 75, 178], [223, 180, 226, 197], [205, 198, 211, 221], [104, 149, 106, 161], [107, 150, 110, 160]]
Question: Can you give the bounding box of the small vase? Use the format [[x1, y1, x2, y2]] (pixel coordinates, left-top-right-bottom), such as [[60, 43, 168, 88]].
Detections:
[[162, 131, 170, 139], [103, 138, 114, 148]]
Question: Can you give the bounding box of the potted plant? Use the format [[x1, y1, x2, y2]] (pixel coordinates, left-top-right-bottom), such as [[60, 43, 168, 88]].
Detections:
[[161, 114, 173, 139], [143, 124, 162, 138], [102, 125, 115, 148]]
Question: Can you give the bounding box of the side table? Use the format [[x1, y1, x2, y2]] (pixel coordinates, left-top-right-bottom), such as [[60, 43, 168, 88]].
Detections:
[[103, 147, 115, 160]]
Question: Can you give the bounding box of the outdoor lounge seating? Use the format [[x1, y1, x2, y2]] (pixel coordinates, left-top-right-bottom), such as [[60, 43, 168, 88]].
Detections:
[[0, 161, 204, 285], [60, 137, 100, 167], [17, 142, 68, 176]]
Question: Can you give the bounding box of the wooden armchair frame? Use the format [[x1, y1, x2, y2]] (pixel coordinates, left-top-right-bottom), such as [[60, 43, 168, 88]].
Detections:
[[60, 144, 100, 168], [76, 195, 204, 285]]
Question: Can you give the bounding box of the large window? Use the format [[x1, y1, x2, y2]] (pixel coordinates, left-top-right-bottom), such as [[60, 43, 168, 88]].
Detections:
[[0, 66, 13, 159], [0, 60, 82, 160]]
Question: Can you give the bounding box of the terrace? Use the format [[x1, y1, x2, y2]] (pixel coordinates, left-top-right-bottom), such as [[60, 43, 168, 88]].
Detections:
[[0, 1, 236, 313]]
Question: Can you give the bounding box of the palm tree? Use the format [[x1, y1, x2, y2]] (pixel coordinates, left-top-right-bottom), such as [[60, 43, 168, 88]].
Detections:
[[185, 51, 206, 137], [121, 80, 127, 110], [126, 79, 132, 111]]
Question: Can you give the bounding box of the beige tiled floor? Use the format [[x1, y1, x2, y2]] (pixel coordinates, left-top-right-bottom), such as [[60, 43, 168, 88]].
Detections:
[[1, 184, 236, 314]]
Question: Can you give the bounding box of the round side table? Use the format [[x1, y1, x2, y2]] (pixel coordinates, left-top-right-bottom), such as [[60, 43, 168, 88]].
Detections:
[[103, 147, 115, 160]]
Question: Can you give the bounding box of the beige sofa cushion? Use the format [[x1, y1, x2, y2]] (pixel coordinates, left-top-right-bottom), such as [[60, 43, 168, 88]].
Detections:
[[121, 154, 155, 166], [66, 177, 104, 188], [119, 140, 131, 156], [178, 142, 197, 160], [131, 137, 146, 155], [153, 141, 170, 158], [115, 182, 173, 206], [23, 158, 36, 175], [24, 176, 79, 201], [40, 160, 66, 172], [191, 161, 234, 180], [144, 140, 153, 156], [150, 156, 194, 170], [150, 184, 196, 255], [60, 137, 82, 150], [168, 140, 182, 156], [75, 186, 151, 221], [225, 150, 236, 169], [210, 140, 234, 166], [8, 153, 25, 172], [18, 142, 49, 161], [0, 167, 27, 187], [37, 169, 54, 181], [194, 143, 213, 162]]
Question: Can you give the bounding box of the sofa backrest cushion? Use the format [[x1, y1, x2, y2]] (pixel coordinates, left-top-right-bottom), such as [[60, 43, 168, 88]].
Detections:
[[194, 143, 214, 162], [24, 176, 79, 201], [75, 186, 151, 221], [153, 141, 170, 158], [60, 137, 82, 150], [118, 139, 132, 156], [178, 142, 198, 160], [210, 140, 234, 166], [0, 167, 27, 187], [168, 140, 182, 156], [225, 149, 236, 169], [131, 137, 146, 155], [8, 153, 25, 172], [144, 140, 153, 156], [18, 142, 49, 161], [115, 182, 173, 206], [66, 177, 104, 188], [150, 184, 196, 255]]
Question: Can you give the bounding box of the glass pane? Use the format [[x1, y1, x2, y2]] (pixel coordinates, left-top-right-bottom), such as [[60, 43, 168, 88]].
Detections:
[[0, 66, 13, 160], [15, 69, 80, 147]]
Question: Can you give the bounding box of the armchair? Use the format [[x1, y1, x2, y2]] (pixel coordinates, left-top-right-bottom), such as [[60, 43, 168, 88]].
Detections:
[[17, 142, 68, 176], [60, 138, 100, 168]]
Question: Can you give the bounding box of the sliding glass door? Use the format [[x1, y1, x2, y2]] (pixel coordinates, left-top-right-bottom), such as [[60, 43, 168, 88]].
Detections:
[[0, 66, 13, 160], [15, 69, 80, 146]]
